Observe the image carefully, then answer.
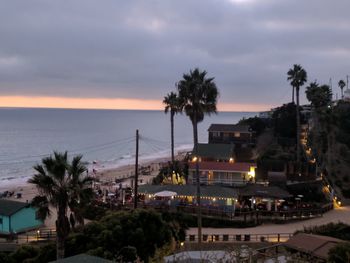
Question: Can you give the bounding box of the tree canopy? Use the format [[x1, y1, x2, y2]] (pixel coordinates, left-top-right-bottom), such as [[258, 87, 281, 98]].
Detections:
[[305, 81, 332, 108]]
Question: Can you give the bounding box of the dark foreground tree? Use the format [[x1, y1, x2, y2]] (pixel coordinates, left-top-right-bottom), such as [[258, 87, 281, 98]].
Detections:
[[177, 68, 219, 244], [287, 64, 307, 170], [28, 152, 94, 260]]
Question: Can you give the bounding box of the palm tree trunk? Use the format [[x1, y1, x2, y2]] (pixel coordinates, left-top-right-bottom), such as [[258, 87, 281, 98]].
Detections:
[[341, 87, 344, 99], [171, 111, 175, 165], [296, 86, 301, 173], [292, 86, 295, 103], [192, 115, 202, 245], [56, 209, 67, 259]]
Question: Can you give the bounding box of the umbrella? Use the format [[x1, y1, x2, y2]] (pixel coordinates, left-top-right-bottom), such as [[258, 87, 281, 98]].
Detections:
[[154, 190, 177, 197]]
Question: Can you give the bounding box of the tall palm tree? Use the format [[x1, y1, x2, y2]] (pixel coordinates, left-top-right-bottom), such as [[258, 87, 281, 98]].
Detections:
[[177, 68, 219, 244], [28, 152, 94, 259], [338, 79, 346, 99], [163, 92, 180, 166], [287, 64, 307, 171]]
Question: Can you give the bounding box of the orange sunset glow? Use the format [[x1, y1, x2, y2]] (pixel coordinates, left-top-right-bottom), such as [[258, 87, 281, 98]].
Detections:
[[0, 96, 273, 112]]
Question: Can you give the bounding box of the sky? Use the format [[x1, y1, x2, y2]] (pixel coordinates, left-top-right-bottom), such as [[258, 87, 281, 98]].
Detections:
[[0, 0, 350, 111]]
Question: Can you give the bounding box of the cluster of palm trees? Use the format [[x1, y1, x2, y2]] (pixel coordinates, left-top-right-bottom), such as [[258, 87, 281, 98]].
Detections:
[[28, 152, 94, 259], [163, 68, 219, 244], [287, 64, 346, 175]]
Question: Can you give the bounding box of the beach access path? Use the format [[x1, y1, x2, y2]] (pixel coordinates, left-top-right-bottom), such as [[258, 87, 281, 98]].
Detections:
[[187, 205, 350, 236]]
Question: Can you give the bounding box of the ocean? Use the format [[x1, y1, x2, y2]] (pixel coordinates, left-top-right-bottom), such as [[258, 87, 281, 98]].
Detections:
[[0, 108, 256, 187]]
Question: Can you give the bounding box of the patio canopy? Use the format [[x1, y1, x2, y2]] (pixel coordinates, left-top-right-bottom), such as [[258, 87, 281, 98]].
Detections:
[[138, 184, 239, 199], [154, 190, 177, 197]]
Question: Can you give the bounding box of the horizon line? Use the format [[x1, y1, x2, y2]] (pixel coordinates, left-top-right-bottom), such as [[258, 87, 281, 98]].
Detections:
[[0, 106, 262, 113], [0, 95, 274, 112]]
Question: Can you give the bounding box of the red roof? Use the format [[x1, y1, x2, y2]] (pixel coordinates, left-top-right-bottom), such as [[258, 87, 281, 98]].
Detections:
[[188, 161, 255, 172]]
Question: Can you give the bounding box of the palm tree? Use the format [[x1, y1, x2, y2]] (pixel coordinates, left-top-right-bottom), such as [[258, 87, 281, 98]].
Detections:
[[28, 152, 94, 259], [306, 81, 332, 109], [287, 64, 307, 171], [338, 80, 346, 99], [163, 92, 180, 166], [177, 68, 219, 244]]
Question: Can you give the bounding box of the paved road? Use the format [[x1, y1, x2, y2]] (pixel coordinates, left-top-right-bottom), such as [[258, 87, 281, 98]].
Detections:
[[187, 206, 350, 235]]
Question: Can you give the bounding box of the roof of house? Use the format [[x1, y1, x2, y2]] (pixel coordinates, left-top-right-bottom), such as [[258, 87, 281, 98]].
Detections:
[[239, 184, 292, 199], [188, 161, 255, 172], [0, 199, 30, 216], [208, 124, 252, 133], [138, 184, 239, 198], [192, 143, 234, 160], [50, 254, 112, 263], [284, 233, 345, 259]]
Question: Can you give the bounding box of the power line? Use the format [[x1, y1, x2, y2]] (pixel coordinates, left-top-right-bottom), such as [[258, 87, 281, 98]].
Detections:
[[0, 136, 135, 163]]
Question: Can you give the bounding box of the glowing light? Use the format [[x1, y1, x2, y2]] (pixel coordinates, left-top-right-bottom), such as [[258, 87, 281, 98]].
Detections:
[[248, 167, 256, 178], [229, 157, 234, 163], [192, 156, 197, 162]]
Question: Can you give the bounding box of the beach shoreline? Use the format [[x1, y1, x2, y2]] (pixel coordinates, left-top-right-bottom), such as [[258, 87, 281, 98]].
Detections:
[[0, 151, 188, 228]]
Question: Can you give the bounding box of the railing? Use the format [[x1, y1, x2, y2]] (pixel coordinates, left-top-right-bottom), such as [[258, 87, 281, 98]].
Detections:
[[198, 178, 247, 186], [185, 232, 293, 243], [173, 203, 333, 222], [0, 228, 56, 245]]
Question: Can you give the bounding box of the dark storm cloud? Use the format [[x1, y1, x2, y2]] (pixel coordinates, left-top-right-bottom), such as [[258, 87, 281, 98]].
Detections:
[[1, 0, 350, 105]]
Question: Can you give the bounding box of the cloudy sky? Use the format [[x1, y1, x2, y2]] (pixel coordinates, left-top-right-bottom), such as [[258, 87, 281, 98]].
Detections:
[[0, 0, 349, 111]]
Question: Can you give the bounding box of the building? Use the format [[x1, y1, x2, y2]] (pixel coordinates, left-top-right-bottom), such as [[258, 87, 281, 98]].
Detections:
[[282, 233, 345, 262], [188, 142, 256, 186], [188, 161, 256, 186], [0, 199, 43, 234], [208, 124, 256, 147], [191, 143, 235, 163]]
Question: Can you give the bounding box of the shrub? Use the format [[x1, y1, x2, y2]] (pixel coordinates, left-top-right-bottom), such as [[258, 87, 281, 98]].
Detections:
[[328, 242, 350, 263]]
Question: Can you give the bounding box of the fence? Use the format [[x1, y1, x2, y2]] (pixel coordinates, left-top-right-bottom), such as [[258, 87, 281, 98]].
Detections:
[[174, 202, 333, 223], [0, 228, 56, 245], [185, 232, 293, 243]]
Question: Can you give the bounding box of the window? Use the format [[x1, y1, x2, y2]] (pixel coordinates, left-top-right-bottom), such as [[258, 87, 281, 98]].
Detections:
[[212, 132, 220, 137], [234, 132, 240, 137]]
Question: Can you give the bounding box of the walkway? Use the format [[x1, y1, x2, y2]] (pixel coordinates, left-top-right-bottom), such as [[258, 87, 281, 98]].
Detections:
[[187, 205, 350, 236]]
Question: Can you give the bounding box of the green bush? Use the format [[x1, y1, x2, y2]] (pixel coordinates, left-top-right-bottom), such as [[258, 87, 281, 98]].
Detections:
[[328, 242, 350, 263], [66, 209, 174, 263]]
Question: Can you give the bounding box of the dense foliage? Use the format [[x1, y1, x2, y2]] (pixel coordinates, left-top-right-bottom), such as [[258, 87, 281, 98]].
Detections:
[[334, 101, 350, 149], [328, 242, 350, 263], [238, 116, 267, 136], [0, 244, 56, 263], [65, 209, 180, 262], [272, 103, 298, 139]]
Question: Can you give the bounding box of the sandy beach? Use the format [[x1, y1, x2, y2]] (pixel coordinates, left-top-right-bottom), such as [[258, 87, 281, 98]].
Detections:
[[0, 153, 186, 228]]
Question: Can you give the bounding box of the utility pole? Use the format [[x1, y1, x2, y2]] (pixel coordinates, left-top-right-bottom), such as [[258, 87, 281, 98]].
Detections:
[[347, 75, 349, 90], [134, 129, 139, 209]]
